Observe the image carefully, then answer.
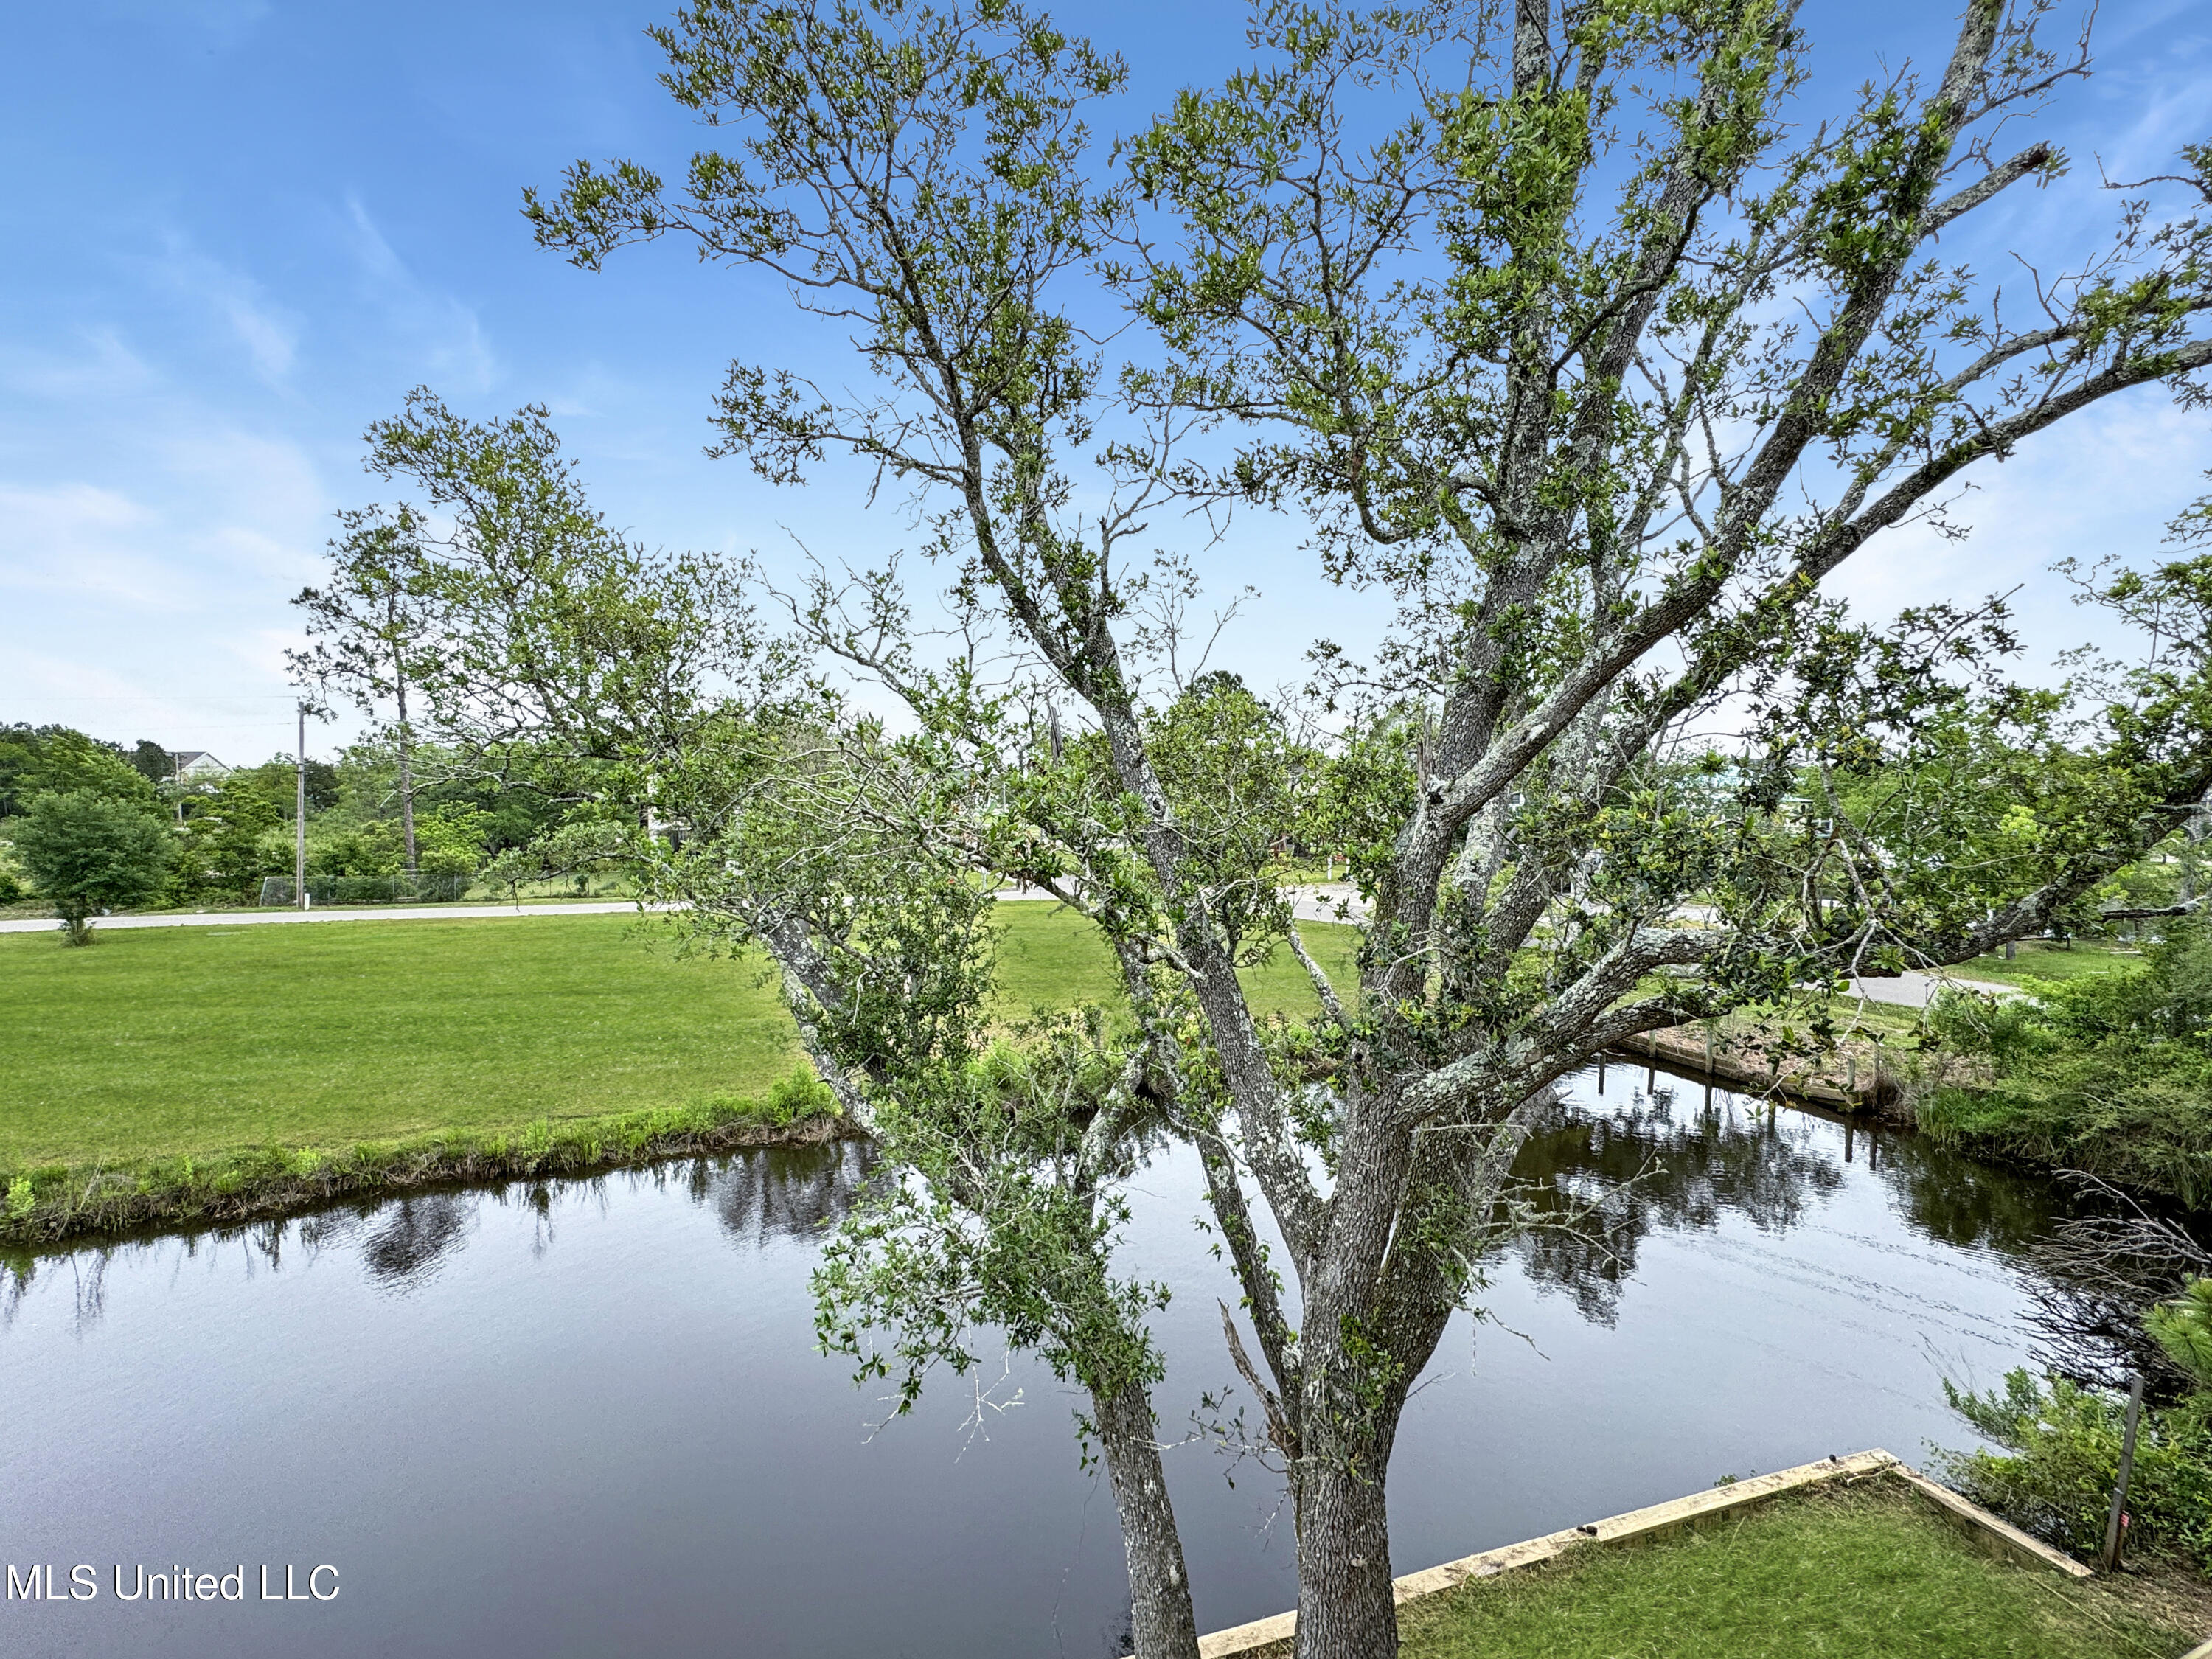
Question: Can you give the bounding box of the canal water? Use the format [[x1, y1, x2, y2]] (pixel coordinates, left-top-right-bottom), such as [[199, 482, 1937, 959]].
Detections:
[[1, 1068, 2072, 1658]]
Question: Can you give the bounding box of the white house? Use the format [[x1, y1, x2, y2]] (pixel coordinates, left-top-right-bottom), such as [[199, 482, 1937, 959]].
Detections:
[[170, 751, 232, 784]]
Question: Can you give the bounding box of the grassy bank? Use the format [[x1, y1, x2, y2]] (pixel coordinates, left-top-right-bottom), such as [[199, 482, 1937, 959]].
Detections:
[[1917, 1071, 2212, 1205], [1634, 934, 2212, 1206], [1950, 938, 2142, 987], [1366, 1479, 2200, 1659], [1912, 928, 2212, 1205], [1, 912, 804, 1164], [1, 1082, 854, 1246], [0, 905, 1357, 1242]]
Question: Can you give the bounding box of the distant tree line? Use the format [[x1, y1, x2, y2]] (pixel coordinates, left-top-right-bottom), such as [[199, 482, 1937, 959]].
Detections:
[[0, 721, 601, 932]]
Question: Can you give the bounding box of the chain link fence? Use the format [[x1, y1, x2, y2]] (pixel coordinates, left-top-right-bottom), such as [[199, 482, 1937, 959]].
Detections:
[[256, 874, 473, 907]]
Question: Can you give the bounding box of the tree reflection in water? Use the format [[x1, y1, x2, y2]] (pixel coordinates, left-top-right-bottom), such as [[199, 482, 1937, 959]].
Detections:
[[0, 1087, 2101, 1340], [355, 1193, 477, 1287], [1509, 1072, 1843, 1325], [1506, 1065, 2070, 1328], [0, 1140, 883, 1323], [692, 1139, 877, 1245]]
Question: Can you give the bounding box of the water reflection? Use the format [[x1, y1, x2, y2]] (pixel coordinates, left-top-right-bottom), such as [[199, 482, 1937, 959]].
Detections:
[[1, 1085, 2074, 1340], [357, 1192, 476, 1286], [0, 1247, 111, 1332], [696, 1138, 877, 1243], [0, 1077, 2096, 1413], [0, 1139, 880, 1326], [1863, 1127, 2072, 1258], [1512, 1076, 1848, 1324], [0, 1082, 2133, 1659]]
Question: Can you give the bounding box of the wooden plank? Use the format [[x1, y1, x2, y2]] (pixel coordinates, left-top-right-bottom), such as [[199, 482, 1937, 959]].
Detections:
[[1887, 1462, 2093, 1579]]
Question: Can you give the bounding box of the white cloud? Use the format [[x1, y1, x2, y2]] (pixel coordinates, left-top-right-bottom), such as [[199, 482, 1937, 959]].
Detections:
[[0, 403, 330, 631], [341, 197, 497, 394], [1, 644, 309, 759], [0, 329, 156, 400], [150, 236, 302, 383], [0, 482, 190, 609], [0, 425, 335, 754], [157, 426, 333, 585], [1829, 394, 2212, 671]]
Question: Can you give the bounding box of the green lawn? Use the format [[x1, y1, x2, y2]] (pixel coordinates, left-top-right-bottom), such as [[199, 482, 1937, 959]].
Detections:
[[0, 905, 1358, 1169], [1380, 1481, 2198, 1659], [1953, 938, 2140, 987]]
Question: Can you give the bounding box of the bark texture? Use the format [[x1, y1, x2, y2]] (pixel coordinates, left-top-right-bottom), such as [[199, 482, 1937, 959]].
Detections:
[[1093, 1379, 1202, 1659]]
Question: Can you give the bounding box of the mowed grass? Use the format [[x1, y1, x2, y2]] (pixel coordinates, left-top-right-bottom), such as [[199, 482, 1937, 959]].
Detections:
[[0, 904, 1359, 1169], [1954, 938, 2140, 987], [1383, 1481, 2197, 1659]]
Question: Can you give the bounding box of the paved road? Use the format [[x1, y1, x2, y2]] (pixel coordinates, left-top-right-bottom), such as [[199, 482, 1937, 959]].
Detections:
[[0, 900, 653, 934], [995, 882, 1369, 925], [1844, 969, 2022, 1008], [2, 883, 1373, 936]]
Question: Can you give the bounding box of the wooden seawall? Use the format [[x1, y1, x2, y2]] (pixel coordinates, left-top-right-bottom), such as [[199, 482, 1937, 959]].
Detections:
[[1607, 1026, 1905, 1114]]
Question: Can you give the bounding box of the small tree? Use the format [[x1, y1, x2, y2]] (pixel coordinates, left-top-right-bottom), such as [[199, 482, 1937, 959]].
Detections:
[[13, 790, 175, 944], [127, 740, 173, 789], [291, 509, 439, 876], [173, 775, 286, 905]]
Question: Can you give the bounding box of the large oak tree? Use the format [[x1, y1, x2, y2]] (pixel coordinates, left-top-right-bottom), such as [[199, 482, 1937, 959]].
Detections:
[[504, 1, 2212, 1652]]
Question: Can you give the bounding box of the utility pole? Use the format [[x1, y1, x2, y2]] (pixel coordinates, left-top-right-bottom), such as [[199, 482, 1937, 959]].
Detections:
[[296, 703, 310, 911]]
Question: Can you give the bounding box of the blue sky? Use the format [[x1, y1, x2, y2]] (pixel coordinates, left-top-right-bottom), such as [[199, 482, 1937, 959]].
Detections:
[[2, 0, 2207, 765]]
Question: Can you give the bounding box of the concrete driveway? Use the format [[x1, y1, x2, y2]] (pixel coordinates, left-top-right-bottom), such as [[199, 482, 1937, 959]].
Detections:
[[1844, 969, 2022, 1008]]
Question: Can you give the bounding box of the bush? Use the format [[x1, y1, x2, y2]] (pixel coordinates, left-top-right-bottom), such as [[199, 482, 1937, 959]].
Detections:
[[2149, 1279, 2212, 1385], [762, 1065, 838, 1124], [1918, 1059, 2212, 1203], [1938, 1369, 2212, 1569], [10, 790, 175, 943], [307, 804, 488, 884], [170, 776, 284, 904], [698, 1067, 841, 1127], [1918, 922, 2212, 1201]]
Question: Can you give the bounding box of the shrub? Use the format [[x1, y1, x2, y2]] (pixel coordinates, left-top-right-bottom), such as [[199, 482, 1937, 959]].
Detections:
[[1938, 1368, 2212, 1570], [1918, 922, 2212, 1200], [10, 789, 175, 943], [762, 1066, 839, 1124]]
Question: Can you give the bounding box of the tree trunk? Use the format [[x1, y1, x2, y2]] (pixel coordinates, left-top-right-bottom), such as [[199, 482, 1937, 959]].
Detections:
[[1092, 1377, 1201, 1659], [394, 678, 419, 880], [1293, 1455, 1397, 1659]]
